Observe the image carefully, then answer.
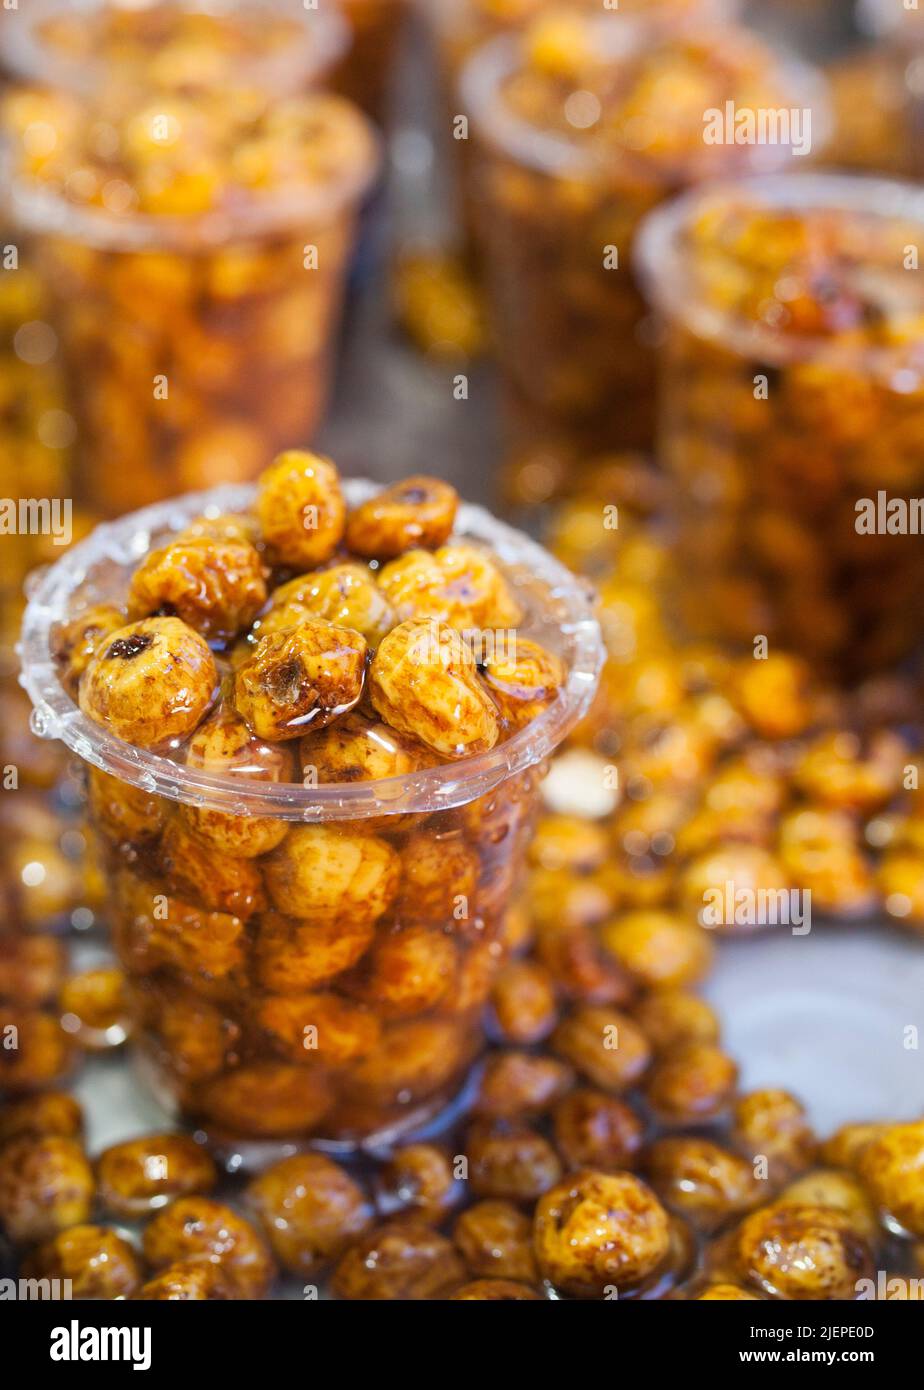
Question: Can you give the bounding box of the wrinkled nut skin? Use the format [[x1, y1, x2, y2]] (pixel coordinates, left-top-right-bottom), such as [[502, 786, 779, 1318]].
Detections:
[[257, 564, 395, 646], [465, 1120, 563, 1202], [482, 638, 565, 730], [79, 616, 217, 747], [160, 815, 265, 918], [474, 1050, 574, 1120], [732, 1089, 817, 1180], [451, 1279, 543, 1300], [234, 620, 367, 741], [247, 1154, 372, 1276], [369, 619, 500, 759], [453, 1199, 538, 1283], [142, 1196, 275, 1298], [53, 603, 125, 697], [195, 1064, 334, 1139], [128, 536, 268, 642], [0, 1135, 95, 1245], [375, 1145, 462, 1221], [0, 935, 66, 1006], [397, 829, 480, 922], [551, 1005, 651, 1093], [778, 1169, 880, 1246], [859, 1121, 924, 1238], [96, 1133, 217, 1218], [251, 990, 381, 1066], [263, 824, 398, 925], [735, 1202, 875, 1300], [331, 1218, 466, 1300], [552, 1089, 645, 1173], [257, 451, 346, 569], [533, 1171, 672, 1298], [111, 870, 247, 984], [179, 707, 293, 857], [346, 922, 457, 1019], [378, 544, 522, 630], [134, 1259, 237, 1301], [0, 1091, 83, 1147], [644, 1043, 738, 1124], [88, 766, 167, 846], [644, 1137, 761, 1233], [345, 475, 459, 558], [24, 1224, 143, 1299], [300, 712, 437, 832], [252, 910, 376, 993]]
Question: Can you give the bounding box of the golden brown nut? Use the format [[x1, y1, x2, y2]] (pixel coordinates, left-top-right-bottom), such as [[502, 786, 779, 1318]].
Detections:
[[134, 1259, 237, 1300], [551, 1005, 651, 1093], [142, 1196, 275, 1297], [0, 1091, 83, 1147], [0, 1134, 94, 1244], [778, 1168, 880, 1246], [112, 872, 247, 983], [731, 654, 815, 740], [858, 1121, 924, 1238], [376, 1145, 462, 1221], [53, 603, 126, 697], [346, 923, 456, 1018], [246, 1154, 372, 1276], [345, 476, 459, 559], [179, 706, 293, 857], [349, 1018, 471, 1106], [263, 825, 398, 925], [369, 619, 500, 759], [453, 1199, 538, 1284], [331, 1218, 465, 1300], [24, 1224, 143, 1299], [196, 1064, 333, 1138], [465, 1120, 562, 1202], [644, 1043, 738, 1124], [252, 990, 380, 1065], [820, 1122, 888, 1172], [450, 1279, 542, 1300], [481, 639, 564, 730], [0, 1007, 75, 1094], [731, 1089, 817, 1181], [252, 911, 376, 993], [79, 616, 217, 746], [0, 935, 66, 1006], [528, 814, 609, 874], [397, 829, 480, 923], [599, 912, 713, 990], [257, 563, 395, 647], [96, 1133, 217, 1217], [735, 1202, 874, 1300], [632, 990, 720, 1054], [680, 844, 792, 935], [234, 621, 367, 741], [535, 919, 636, 1006], [151, 988, 240, 1083], [490, 960, 558, 1045], [301, 711, 436, 785], [256, 451, 346, 569], [59, 966, 130, 1049], [533, 1171, 672, 1298], [552, 1088, 645, 1172], [87, 766, 167, 846], [128, 536, 267, 642], [793, 730, 907, 813], [378, 544, 521, 630], [160, 816, 265, 918], [644, 1137, 761, 1233], [473, 1050, 574, 1120], [697, 1283, 760, 1300]]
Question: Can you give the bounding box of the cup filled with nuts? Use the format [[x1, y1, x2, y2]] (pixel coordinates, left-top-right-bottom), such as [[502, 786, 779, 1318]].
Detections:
[[20, 452, 604, 1153], [636, 171, 924, 680], [2, 55, 379, 517]]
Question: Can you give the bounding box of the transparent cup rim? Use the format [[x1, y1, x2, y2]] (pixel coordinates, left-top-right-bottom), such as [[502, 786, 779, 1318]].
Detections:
[[1, 0, 351, 96], [19, 479, 605, 821], [458, 14, 831, 185], [634, 170, 924, 371]]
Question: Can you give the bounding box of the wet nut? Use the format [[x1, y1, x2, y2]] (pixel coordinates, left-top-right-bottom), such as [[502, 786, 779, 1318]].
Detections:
[[378, 545, 521, 630], [599, 911, 713, 989], [59, 967, 131, 1049], [450, 1278, 542, 1299], [0, 1134, 94, 1245], [152, 989, 241, 1083], [348, 1018, 470, 1105], [160, 815, 265, 918], [453, 1199, 538, 1284], [474, 1050, 574, 1120], [793, 730, 907, 813], [88, 766, 167, 846], [535, 919, 636, 1006], [233, 620, 367, 741], [113, 873, 247, 983], [858, 1121, 924, 1238], [331, 1218, 466, 1300], [53, 603, 125, 697], [820, 1122, 887, 1171], [263, 824, 398, 925], [368, 619, 500, 759], [345, 475, 459, 558], [552, 1088, 645, 1172], [644, 1137, 761, 1233], [529, 814, 609, 874], [251, 990, 380, 1065], [735, 1202, 874, 1300], [79, 616, 217, 747], [533, 1171, 672, 1298], [778, 807, 876, 918], [256, 451, 346, 569], [0, 1091, 83, 1147], [96, 1133, 217, 1218], [631, 990, 720, 1054], [196, 1064, 333, 1138], [142, 1196, 275, 1298], [247, 1153, 372, 1276], [731, 1089, 817, 1181], [644, 1043, 738, 1124], [301, 711, 436, 785], [0, 935, 66, 1006], [481, 639, 565, 730], [252, 911, 377, 993], [375, 1145, 462, 1221], [680, 843, 792, 935], [24, 1224, 143, 1299], [696, 1283, 760, 1300], [135, 1259, 237, 1300], [397, 829, 480, 923], [551, 1005, 651, 1092], [128, 536, 267, 642], [465, 1120, 563, 1202], [490, 960, 558, 1044], [0, 1007, 75, 1094], [179, 707, 293, 857], [257, 564, 395, 646], [730, 656, 816, 741], [777, 1168, 880, 1246], [346, 923, 457, 1018]]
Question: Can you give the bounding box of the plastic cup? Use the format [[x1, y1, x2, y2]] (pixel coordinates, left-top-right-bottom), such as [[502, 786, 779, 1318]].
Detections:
[[636, 171, 924, 679], [332, 0, 412, 123], [459, 16, 830, 505], [20, 478, 604, 1153]]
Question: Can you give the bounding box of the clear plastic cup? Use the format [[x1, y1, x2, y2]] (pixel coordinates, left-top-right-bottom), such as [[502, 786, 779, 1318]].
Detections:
[[332, 0, 412, 123], [635, 171, 924, 679], [20, 478, 604, 1151], [459, 15, 831, 505]]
